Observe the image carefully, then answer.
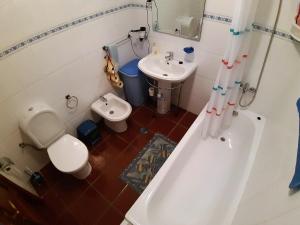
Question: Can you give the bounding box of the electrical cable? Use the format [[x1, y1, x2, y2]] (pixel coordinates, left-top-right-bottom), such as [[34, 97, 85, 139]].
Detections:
[[154, 0, 159, 24], [128, 33, 144, 58], [145, 5, 151, 53], [146, 3, 151, 37], [127, 0, 158, 58]]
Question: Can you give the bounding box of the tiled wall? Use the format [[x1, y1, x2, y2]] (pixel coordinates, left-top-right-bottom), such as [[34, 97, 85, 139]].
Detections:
[[133, 0, 300, 224], [0, 0, 133, 50], [0, 1, 142, 178], [133, 0, 297, 114], [232, 1, 300, 224], [1, 2, 300, 221]]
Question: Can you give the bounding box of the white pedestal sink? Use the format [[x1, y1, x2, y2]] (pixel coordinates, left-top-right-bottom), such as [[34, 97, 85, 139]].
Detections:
[[138, 53, 197, 114]]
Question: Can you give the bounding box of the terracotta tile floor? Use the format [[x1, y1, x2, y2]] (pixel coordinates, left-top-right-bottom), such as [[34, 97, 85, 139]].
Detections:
[[37, 104, 197, 225]]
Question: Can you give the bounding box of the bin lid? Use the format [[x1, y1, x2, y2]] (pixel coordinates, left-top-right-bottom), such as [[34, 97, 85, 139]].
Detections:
[[119, 58, 140, 77], [77, 120, 97, 136]]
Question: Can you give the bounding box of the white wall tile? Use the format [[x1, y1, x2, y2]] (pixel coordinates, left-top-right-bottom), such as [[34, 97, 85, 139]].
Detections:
[[196, 50, 221, 80], [233, 175, 300, 225], [199, 20, 231, 55], [255, 0, 297, 32], [0, 90, 33, 140], [238, 120, 294, 202], [249, 38, 300, 129], [0, 0, 132, 48], [0, 61, 24, 103], [232, 1, 300, 225], [204, 0, 235, 17], [0, 4, 138, 185], [180, 75, 214, 114], [0, 130, 49, 172], [259, 207, 300, 225]]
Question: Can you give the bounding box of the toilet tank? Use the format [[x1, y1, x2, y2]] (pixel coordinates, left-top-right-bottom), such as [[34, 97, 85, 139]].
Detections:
[[19, 103, 66, 149]]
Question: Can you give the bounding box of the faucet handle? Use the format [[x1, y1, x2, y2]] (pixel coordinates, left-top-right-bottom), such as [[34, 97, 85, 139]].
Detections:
[[166, 51, 174, 57]]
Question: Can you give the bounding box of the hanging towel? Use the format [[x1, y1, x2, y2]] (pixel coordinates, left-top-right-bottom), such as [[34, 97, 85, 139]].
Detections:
[[104, 50, 123, 88], [289, 97, 300, 189]]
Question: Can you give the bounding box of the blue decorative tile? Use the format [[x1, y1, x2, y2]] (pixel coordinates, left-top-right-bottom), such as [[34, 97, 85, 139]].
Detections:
[[0, 4, 296, 60], [204, 12, 294, 42], [204, 13, 232, 24], [0, 3, 136, 59]]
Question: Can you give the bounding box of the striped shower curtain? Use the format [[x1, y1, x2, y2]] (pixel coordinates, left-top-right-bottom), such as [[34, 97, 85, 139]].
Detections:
[[201, 0, 259, 138]]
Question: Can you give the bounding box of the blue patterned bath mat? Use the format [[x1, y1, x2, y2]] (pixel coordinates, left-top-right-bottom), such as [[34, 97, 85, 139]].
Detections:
[[120, 133, 177, 194]]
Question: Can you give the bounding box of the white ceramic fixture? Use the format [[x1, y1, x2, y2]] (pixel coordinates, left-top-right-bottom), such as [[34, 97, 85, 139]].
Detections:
[[124, 107, 265, 225], [138, 53, 197, 114], [91, 93, 132, 133], [19, 104, 91, 179], [138, 53, 197, 82]]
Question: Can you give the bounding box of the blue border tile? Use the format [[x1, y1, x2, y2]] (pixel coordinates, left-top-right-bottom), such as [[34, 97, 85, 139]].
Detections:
[[204, 13, 232, 24], [204, 12, 294, 42], [0, 6, 296, 60], [0, 3, 136, 60]]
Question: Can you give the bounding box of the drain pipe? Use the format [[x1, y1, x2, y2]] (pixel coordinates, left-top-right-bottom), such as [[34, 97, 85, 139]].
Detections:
[[239, 0, 283, 108]]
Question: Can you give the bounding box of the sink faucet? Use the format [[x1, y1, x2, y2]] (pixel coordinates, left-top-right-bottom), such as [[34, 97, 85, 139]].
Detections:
[[99, 96, 107, 102], [165, 51, 174, 63]]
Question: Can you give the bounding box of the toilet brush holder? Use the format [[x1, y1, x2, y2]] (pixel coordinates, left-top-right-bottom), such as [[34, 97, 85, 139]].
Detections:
[[24, 167, 44, 186]]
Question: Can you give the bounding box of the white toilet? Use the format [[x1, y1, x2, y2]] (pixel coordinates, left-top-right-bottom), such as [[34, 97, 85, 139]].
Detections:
[[91, 93, 132, 133], [19, 104, 91, 179]]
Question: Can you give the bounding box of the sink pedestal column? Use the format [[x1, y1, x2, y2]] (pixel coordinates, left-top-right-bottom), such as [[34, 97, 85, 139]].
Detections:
[[157, 80, 172, 114]]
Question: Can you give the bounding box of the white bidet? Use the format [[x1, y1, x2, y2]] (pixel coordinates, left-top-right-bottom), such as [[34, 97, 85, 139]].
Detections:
[[91, 93, 132, 133]]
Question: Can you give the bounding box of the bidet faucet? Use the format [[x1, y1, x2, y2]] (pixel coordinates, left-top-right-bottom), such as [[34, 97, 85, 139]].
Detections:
[[99, 96, 107, 102], [165, 51, 174, 63]]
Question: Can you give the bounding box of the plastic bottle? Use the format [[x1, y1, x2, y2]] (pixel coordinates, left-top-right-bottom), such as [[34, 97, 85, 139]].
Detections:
[[152, 42, 159, 55], [183, 47, 195, 62]]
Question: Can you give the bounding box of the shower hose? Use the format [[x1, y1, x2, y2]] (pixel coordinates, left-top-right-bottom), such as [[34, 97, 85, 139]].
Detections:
[[239, 0, 283, 108]]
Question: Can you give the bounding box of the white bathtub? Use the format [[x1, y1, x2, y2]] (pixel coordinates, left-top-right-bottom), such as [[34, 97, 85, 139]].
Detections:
[[124, 108, 265, 225]]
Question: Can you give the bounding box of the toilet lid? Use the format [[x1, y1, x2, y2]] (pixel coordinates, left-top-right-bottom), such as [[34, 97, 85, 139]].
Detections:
[[47, 134, 88, 173]]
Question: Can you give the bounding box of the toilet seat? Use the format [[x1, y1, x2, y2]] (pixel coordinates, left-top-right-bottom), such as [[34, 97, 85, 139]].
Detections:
[[47, 134, 88, 173]]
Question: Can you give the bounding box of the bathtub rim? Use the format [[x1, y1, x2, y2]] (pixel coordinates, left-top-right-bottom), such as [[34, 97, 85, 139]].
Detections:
[[125, 107, 266, 225]]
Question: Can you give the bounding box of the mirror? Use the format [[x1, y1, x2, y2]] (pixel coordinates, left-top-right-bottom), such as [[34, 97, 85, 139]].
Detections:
[[151, 0, 206, 41]]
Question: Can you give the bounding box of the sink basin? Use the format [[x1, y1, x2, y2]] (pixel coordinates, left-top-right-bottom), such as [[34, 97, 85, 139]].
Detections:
[[138, 53, 197, 82]]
